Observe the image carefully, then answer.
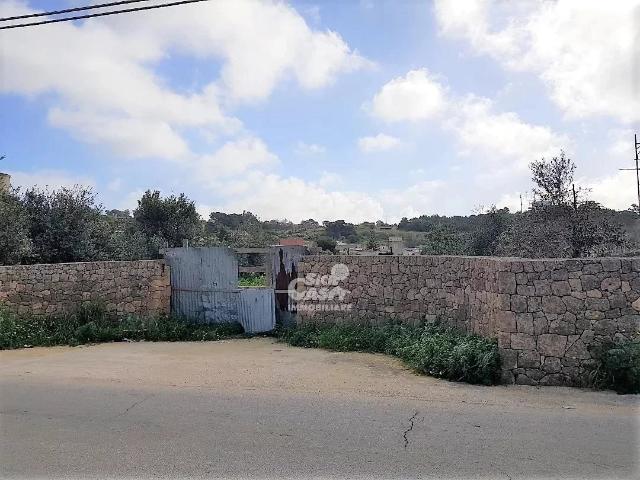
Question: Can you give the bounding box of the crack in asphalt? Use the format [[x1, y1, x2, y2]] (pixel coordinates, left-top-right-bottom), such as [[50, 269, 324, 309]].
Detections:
[[402, 410, 419, 449], [115, 394, 154, 418]]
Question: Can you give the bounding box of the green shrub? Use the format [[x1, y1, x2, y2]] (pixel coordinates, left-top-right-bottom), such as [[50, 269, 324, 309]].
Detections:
[[0, 304, 244, 350], [277, 321, 500, 385], [591, 341, 640, 394], [238, 273, 266, 287]]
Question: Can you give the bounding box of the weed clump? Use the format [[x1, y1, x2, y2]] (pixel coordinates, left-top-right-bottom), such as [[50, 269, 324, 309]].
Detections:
[[590, 341, 640, 394], [0, 303, 243, 350], [278, 321, 500, 385]]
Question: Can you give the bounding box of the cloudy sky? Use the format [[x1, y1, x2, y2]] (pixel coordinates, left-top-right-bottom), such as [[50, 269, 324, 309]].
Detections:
[[1, 0, 639, 222]]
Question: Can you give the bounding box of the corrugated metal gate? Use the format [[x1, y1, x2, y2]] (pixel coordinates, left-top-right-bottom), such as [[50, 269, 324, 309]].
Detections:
[[164, 247, 275, 333]]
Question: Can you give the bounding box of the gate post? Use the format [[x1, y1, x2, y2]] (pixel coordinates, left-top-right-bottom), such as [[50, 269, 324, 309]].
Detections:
[[270, 245, 307, 327]]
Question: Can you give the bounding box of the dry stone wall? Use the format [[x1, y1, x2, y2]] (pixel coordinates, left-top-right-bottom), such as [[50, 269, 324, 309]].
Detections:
[[297, 255, 640, 387], [0, 260, 170, 317]]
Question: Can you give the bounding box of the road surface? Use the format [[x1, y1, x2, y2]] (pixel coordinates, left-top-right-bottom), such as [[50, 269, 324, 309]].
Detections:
[[1, 338, 638, 478]]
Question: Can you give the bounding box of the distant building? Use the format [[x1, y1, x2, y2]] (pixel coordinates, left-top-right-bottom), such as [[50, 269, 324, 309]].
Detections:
[[335, 241, 362, 254], [279, 237, 306, 247], [389, 236, 405, 255], [0, 173, 10, 193]]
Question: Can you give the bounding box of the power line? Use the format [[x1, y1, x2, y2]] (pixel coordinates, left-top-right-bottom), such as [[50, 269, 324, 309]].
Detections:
[[0, 0, 210, 30], [0, 0, 151, 22], [618, 133, 640, 214]]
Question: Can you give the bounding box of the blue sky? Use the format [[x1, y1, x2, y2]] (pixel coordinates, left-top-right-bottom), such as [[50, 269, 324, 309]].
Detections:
[[1, 0, 638, 222]]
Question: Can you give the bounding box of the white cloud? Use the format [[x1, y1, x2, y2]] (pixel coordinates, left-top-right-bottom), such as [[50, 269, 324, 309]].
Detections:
[[196, 204, 219, 220], [379, 180, 447, 220], [357, 133, 401, 153], [582, 172, 638, 211], [495, 192, 529, 213], [368, 71, 567, 175], [49, 109, 192, 160], [196, 137, 279, 182], [316, 171, 343, 189], [370, 69, 447, 122], [218, 172, 384, 223], [434, 0, 640, 123], [0, 0, 368, 160], [294, 141, 326, 155], [7, 170, 95, 191], [449, 95, 567, 172]]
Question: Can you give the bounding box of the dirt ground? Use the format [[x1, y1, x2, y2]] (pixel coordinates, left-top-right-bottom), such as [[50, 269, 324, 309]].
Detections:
[[1, 338, 638, 478]]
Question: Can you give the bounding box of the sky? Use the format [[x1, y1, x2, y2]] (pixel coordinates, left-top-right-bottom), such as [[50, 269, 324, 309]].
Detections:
[[1, 0, 639, 223]]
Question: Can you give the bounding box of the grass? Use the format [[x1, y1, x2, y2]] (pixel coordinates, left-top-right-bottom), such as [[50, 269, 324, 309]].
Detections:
[[277, 321, 501, 385], [0, 304, 244, 350], [238, 273, 267, 287]]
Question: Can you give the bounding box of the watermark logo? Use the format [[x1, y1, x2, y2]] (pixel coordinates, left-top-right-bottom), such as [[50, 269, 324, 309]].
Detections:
[[289, 263, 353, 312]]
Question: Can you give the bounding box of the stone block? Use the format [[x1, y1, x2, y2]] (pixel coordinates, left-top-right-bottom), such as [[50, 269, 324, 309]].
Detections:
[[534, 280, 552, 296], [551, 281, 571, 296], [583, 263, 603, 274], [601, 259, 621, 272], [601, 277, 621, 292], [539, 374, 566, 386], [517, 285, 535, 296], [542, 296, 566, 314], [501, 349, 518, 369], [551, 269, 569, 281], [515, 373, 537, 385], [549, 319, 575, 335], [585, 298, 610, 312], [537, 334, 567, 357], [497, 310, 517, 332], [518, 350, 540, 368], [542, 357, 562, 373], [516, 313, 534, 334], [527, 296, 542, 312], [511, 295, 527, 313], [511, 333, 536, 350], [497, 271, 516, 294]]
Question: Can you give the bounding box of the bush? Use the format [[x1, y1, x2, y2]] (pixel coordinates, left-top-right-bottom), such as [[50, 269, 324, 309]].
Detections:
[[277, 321, 500, 385], [238, 273, 266, 287], [591, 341, 640, 394], [0, 304, 244, 350]]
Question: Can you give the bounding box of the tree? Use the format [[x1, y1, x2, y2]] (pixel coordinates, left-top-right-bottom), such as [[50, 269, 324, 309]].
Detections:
[[497, 152, 626, 258], [0, 189, 31, 264], [365, 231, 378, 250], [469, 206, 511, 256], [133, 190, 200, 247], [205, 211, 276, 248], [529, 150, 575, 206], [420, 226, 466, 255], [316, 236, 337, 253], [21, 186, 110, 263], [323, 220, 357, 242]]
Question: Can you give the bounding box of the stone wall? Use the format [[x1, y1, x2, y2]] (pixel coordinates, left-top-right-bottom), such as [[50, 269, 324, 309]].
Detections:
[[297, 255, 640, 386], [0, 260, 170, 317]]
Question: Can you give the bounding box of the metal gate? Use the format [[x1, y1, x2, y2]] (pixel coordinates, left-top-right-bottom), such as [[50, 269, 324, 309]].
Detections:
[[164, 247, 275, 333]]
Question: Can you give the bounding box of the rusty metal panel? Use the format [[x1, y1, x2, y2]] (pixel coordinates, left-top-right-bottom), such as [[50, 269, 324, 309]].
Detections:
[[238, 288, 275, 333], [271, 245, 306, 326], [164, 247, 239, 323]]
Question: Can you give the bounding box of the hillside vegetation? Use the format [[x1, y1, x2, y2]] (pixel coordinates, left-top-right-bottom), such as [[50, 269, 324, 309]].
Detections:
[[1, 151, 638, 266]]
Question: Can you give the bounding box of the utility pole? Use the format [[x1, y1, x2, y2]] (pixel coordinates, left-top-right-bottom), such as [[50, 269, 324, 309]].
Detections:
[[619, 133, 640, 214]]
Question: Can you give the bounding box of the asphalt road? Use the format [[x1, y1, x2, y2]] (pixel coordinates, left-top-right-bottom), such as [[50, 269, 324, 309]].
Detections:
[[1, 338, 638, 479]]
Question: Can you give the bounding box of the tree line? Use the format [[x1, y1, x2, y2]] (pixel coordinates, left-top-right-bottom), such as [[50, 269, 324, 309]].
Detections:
[[0, 151, 637, 266]]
